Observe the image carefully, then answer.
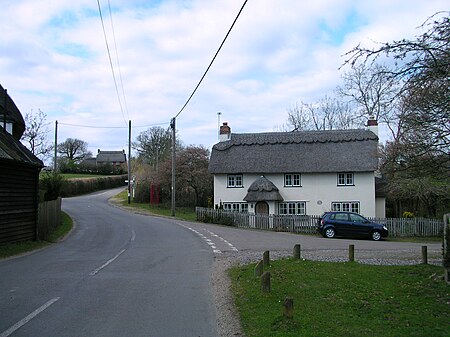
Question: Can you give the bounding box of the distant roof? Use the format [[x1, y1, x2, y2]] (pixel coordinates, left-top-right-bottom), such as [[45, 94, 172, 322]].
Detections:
[[209, 129, 378, 174], [97, 150, 126, 163], [0, 128, 43, 167]]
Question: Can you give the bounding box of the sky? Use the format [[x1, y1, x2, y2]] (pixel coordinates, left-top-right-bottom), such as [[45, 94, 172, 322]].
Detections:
[[0, 0, 448, 159]]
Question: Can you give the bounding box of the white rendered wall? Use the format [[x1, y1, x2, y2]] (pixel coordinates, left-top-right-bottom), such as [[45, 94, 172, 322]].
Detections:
[[213, 172, 378, 217]]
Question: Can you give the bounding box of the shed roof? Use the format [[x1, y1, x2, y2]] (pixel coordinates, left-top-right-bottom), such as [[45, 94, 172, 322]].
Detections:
[[209, 129, 378, 174], [0, 84, 26, 140], [0, 128, 44, 167]]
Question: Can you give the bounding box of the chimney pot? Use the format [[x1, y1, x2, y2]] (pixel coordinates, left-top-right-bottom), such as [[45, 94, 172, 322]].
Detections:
[[219, 122, 231, 142], [367, 116, 378, 136]]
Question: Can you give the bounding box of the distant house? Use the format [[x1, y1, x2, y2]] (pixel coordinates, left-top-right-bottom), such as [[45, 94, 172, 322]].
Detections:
[[80, 150, 127, 171], [96, 149, 127, 167], [209, 119, 385, 218], [0, 84, 44, 244]]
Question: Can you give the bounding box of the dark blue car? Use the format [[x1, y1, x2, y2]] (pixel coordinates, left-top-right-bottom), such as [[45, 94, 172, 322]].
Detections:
[[318, 211, 388, 241]]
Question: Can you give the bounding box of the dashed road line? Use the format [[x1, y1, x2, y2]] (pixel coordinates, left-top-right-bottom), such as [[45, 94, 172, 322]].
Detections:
[[89, 249, 126, 276], [179, 224, 238, 254], [0, 297, 60, 337]]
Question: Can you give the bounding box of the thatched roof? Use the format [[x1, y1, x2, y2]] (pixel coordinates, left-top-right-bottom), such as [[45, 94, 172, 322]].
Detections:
[[244, 176, 283, 202], [209, 129, 378, 174]]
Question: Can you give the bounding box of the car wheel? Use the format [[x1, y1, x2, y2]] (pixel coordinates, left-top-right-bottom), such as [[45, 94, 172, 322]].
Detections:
[[371, 230, 381, 241], [325, 228, 335, 238]]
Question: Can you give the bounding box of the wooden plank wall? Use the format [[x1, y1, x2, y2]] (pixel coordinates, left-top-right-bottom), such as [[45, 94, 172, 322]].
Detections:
[[0, 161, 39, 244]]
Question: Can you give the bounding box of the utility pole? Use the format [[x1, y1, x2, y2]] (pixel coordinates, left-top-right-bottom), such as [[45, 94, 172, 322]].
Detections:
[[217, 112, 222, 140], [128, 120, 131, 204], [170, 117, 176, 216], [54, 120, 58, 172]]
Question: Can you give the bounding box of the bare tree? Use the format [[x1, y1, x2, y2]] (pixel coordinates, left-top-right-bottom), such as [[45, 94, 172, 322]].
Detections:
[[285, 96, 363, 131], [133, 126, 177, 170], [343, 12, 449, 165], [57, 138, 92, 164], [21, 109, 53, 161], [345, 12, 450, 216], [338, 63, 401, 138]]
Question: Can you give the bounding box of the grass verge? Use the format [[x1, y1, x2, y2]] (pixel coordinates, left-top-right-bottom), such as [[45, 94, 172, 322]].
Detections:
[[229, 259, 449, 337], [114, 189, 196, 222], [0, 211, 73, 259]]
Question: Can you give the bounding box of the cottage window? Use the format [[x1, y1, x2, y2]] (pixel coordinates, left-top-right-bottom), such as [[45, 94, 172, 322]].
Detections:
[[284, 173, 301, 187], [278, 201, 306, 215], [227, 174, 243, 188], [223, 202, 248, 212], [331, 201, 360, 214], [337, 173, 354, 186]]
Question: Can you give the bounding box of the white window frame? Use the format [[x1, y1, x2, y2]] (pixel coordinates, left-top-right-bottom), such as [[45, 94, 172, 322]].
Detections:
[[278, 201, 306, 215], [331, 201, 360, 214], [227, 174, 243, 188], [223, 202, 248, 213], [284, 173, 301, 187], [337, 172, 354, 186]]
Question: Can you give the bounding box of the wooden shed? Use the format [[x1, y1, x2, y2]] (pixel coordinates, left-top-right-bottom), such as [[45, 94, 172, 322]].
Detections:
[[0, 84, 44, 244]]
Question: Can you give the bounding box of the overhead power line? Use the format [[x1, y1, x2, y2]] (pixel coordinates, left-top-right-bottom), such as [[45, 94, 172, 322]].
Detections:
[[58, 121, 170, 129], [96, 0, 128, 126], [107, 0, 130, 121], [174, 0, 249, 119]]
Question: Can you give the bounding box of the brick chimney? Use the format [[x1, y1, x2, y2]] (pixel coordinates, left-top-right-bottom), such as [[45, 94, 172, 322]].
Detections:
[[219, 122, 231, 142], [367, 115, 378, 136]]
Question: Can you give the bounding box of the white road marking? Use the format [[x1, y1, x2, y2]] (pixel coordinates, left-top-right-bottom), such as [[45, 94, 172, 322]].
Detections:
[[89, 249, 126, 276], [131, 229, 136, 241], [179, 224, 238, 253], [0, 297, 60, 337]]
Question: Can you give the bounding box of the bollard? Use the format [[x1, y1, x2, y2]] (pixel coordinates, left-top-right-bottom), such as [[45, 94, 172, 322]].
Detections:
[[421, 246, 428, 264], [255, 260, 264, 277], [261, 271, 271, 293], [263, 250, 270, 267], [349, 244, 355, 262], [293, 244, 301, 259], [283, 297, 294, 318]]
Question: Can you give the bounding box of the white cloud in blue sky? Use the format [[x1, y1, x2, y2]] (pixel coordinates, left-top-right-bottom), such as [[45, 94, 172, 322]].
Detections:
[[0, 0, 447, 155]]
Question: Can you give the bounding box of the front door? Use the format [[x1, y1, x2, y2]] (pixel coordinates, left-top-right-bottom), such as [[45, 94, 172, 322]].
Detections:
[[255, 201, 269, 215]]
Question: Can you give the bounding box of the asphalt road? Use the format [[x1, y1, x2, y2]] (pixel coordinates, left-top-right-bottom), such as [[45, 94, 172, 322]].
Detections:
[[0, 188, 217, 337], [178, 218, 443, 263], [1, 188, 442, 337]]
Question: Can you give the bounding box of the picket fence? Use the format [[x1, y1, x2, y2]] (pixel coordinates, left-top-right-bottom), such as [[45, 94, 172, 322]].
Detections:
[[195, 207, 444, 237]]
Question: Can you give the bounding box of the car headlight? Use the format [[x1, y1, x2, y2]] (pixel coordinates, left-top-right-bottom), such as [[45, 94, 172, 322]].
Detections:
[[383, 226, 388, 231]]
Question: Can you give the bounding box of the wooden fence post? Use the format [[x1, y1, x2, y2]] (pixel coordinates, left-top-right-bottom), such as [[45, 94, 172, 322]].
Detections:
[[255, 260, 264, 277], [261, 271, 271, 293], [421, 246, 428, 265], [349, 244, 355, 262], [283, 297, 294, 318], [293, 244, 301, 259], [263, 250, 270, 267]]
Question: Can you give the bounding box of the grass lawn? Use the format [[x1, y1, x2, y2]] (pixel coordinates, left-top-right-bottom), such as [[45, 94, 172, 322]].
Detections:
[[114, 189, 197, 222], [0, 212, 73, 259], [229, 259, 449, 337]]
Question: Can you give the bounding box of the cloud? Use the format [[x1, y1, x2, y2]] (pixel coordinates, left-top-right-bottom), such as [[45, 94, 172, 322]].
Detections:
[[0, 0, 448, 159]]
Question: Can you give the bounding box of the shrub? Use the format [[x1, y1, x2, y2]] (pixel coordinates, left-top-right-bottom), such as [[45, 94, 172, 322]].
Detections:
[[39, 172, 67, 201], [61, 175, 127, 197], [403, 211, 415, 218]]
